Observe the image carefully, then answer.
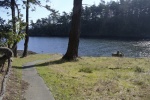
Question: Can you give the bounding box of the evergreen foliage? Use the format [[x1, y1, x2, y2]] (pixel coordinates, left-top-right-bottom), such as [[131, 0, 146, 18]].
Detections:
[[29, 0, 150, 39]]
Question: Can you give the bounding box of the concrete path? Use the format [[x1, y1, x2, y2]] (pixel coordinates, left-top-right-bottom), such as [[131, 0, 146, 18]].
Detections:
[[22, 60, 55, 100]]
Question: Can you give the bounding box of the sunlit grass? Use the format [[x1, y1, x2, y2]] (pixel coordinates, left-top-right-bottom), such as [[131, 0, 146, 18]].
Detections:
[[12, 54, 51, 67], [35, 56, 150, 100], [10, 54, 150, 100]]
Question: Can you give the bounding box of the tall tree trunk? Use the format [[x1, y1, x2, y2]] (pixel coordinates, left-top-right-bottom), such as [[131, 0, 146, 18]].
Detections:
[[62, 0, 82, 60], [22, 0, 29, 57], [11, 0, 17, 57]]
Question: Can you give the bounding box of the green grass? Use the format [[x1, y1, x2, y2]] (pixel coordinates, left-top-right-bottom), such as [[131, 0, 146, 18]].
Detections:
[[11, 54, 150, 100], [35, 56, 150, 100], [12, 54, 51, 67]]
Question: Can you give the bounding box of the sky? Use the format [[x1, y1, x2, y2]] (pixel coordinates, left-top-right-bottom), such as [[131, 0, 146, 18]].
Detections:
[[1, 0, 117, 23]]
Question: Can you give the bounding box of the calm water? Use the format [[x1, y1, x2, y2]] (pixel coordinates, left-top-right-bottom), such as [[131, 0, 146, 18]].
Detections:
[[18, 37, 150, 57]]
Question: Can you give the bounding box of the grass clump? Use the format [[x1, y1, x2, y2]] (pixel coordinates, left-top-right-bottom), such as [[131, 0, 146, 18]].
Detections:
[[134, 66, 144, 73], [79, 67, 93, 73]]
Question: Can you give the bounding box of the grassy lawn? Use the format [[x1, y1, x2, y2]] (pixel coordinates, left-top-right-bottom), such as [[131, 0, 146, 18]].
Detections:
[[4, 53, 150, 100], [35, 56, 150, 100]]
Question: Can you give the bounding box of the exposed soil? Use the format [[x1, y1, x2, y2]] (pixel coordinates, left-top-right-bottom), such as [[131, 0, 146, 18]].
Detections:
[[2, 69, 29, 100], [0, 50, 36, 100], [0, 63, 8, 96]]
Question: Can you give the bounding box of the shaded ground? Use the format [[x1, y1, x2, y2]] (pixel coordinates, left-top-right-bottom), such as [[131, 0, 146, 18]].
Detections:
[[2, 68, 28, 100], [1, 50, 37, 100], [0, 63, 8, 96], [2, 53, 54, 100]]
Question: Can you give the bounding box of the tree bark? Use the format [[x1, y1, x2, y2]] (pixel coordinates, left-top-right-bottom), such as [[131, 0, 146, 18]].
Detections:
[[22, 0, 29, 57], [11, 0, 17, 57], [62, 0, 82, 60]]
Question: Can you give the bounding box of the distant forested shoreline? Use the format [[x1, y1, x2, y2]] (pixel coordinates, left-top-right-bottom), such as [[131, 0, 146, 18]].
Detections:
[[29, 0, 150, 39]]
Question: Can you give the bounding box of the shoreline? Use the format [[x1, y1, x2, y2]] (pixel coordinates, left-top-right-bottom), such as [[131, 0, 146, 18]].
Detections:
[[29, 35, 150, 41], [17, 50, 37, 56]]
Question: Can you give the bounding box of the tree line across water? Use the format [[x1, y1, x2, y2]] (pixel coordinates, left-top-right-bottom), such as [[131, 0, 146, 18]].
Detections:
[[0, 0, 150, 60], [30, 0, 150, 39], [0, 0, 82, 60]]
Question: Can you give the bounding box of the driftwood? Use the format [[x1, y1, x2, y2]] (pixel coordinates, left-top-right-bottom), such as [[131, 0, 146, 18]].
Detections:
[[0, 47, 13, 72]]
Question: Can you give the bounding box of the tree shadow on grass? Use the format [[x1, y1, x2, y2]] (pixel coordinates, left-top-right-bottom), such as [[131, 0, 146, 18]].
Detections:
[[12, 59, 67, 69]]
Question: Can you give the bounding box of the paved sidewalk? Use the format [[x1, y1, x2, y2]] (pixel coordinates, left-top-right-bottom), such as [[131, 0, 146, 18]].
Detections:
[[22, 60, 55, 100]]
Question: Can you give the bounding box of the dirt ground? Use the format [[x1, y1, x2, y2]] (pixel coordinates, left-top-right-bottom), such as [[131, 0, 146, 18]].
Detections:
[[0, 50, 36, 100], [0, 63, 8, 95], [2, 69, 28, 100]]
